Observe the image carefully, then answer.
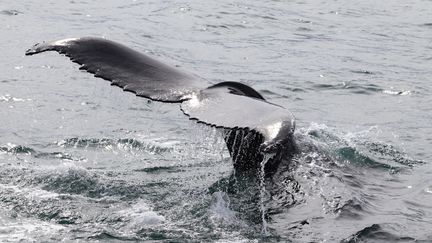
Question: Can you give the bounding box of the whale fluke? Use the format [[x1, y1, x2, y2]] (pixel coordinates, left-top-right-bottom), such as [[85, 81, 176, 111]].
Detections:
[[181, 83, 294, 142], [26, 37, 296, 173]]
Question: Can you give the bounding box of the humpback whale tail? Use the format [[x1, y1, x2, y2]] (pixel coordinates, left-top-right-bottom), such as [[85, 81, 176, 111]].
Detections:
[[26, 37, 296, 173]]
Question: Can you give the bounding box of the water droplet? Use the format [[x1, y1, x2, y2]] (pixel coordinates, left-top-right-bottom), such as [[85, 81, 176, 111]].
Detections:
[[259, 153, 275, 236]]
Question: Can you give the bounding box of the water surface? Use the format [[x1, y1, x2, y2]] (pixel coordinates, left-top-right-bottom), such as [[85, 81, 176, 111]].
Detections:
[[1, 0, 431, 242]]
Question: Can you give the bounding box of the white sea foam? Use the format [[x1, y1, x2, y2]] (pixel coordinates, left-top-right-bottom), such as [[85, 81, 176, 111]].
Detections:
[[0, 183, 61, 200], [210, 191, 237, 224], [383, 89, 411, 96], [117, 200, 165, 226], [0, 208, 64, 242], [0, 94, 31, 103], [215, 238, 258, 243]]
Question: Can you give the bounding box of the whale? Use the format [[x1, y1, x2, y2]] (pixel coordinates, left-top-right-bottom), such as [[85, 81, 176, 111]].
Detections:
[[25, 37, 296, 173]]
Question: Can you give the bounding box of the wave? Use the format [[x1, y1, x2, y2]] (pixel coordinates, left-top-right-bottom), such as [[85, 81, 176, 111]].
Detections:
[[56, 137, 174, 155], [342, 224, 419, 243], [0, 10, 22, 16], [0, 136, 179, 164], [296, 123, 423, 171], [310, 82, 412, 96], [0, 123, 425, 242]]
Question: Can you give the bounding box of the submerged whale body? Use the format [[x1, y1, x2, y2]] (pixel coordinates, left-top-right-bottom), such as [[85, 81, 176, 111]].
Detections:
[[26, 37, 296, 173]]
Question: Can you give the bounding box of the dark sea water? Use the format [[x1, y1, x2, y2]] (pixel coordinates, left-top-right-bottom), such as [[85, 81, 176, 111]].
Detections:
[[1, 0, 431, 242]]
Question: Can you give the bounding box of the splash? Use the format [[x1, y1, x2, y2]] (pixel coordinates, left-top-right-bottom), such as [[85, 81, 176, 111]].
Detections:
[[382, 89, 411, 96], [210, 191, 237, 225], [117, 200, 165, 228], [259, 153, 275, 236]]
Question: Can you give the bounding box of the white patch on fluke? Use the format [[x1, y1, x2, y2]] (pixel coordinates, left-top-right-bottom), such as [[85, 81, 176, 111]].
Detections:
[[184, 93, 201, 108], [53, 38, 79, 46], [265, 121, 282, 140]]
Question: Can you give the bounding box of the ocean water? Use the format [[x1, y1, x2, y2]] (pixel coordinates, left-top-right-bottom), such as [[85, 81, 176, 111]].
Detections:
[[1, 0, 431, 242]]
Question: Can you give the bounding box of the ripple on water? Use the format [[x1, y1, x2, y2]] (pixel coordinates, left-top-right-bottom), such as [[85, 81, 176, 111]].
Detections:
[[0, 182, 82, 225], [0, 163, 170, 233], [311, 82, 383, 95], [270, 122, 428, 241], [420, 23, 432, 27], [34, 168, 155, 200], [0, 208, 65, 242], [0, 143, 35, 155], [341, 224, 417, 243], [298, 123, 422, 171], [382, 89, 412, 96], [0, 10, 22, 16], [56, 137, 175, 155], [350, 70, 376, 75], [0, 142, 85, 162]]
